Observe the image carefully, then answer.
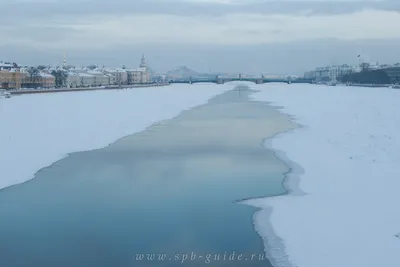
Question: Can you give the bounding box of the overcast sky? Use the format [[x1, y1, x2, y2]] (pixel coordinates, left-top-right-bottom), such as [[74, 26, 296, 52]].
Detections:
[[1, 0, 400, 74]]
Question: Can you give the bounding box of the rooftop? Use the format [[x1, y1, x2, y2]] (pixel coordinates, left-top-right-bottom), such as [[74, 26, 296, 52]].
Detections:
[[39, 73, 54, 78], [0, 62, 14, 68], [87, 70, 104, 75], [124, 67, 147, 72], [78, 73, 95, 77]]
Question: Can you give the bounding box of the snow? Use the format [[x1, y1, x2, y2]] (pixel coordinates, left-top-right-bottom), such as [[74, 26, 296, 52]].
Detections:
[[87, 70, 106, 76], [0, 62, 13, 68], [39, 73, 54, 78], [248, 83, 400, 267], [2, 81, 400, 267], [115, 68, 127, 72], [0, 84, 231, 190], [134, 67, 148, 72], [78, 73, 95, 77], [8, 68, 20, 73], [120, 67, 148, 73]]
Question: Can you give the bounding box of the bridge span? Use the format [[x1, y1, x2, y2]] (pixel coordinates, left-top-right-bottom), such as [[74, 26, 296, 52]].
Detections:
[[169, 75, 313, 85]]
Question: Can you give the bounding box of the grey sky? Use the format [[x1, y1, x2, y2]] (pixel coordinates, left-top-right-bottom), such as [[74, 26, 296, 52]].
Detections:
[[1, 0, 400, 74]]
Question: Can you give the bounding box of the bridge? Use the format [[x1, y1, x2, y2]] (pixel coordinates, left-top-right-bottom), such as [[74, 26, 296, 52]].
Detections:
[[168, 74, 313, 85]]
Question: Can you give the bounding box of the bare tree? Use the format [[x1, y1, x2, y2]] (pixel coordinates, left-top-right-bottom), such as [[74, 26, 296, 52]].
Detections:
[[51, 70, 69, 87], [27, 67, 40, 82]]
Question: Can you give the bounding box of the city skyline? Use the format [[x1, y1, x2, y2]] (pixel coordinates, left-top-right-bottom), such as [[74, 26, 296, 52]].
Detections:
[[3, 40, 400, 76]]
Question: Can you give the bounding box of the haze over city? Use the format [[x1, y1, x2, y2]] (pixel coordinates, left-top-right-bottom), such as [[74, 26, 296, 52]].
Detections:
[[1, 0, 400, 74]]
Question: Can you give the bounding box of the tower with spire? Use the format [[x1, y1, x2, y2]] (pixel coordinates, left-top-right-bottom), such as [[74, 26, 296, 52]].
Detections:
[[139, 54, 147, 69], [63, 52, 67, 68]]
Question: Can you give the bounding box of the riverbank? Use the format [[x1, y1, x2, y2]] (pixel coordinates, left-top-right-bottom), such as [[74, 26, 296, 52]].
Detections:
[[344, 83, 400, 88], [8, 83, 169, 95], [346, 83, 391, 88]]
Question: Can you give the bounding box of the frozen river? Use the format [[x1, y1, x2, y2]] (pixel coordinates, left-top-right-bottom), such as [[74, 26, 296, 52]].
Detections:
[[0, 85, 295, 267]]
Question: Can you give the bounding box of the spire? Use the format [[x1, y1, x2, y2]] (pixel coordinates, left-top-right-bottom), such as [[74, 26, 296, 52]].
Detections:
[[140, 54, 147, 69], [63, 52, 67, 68]]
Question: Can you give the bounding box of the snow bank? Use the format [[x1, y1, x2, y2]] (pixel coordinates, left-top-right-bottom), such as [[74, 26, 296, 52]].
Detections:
[[249, 83, 400, 267], [0, 84, 231, 190]]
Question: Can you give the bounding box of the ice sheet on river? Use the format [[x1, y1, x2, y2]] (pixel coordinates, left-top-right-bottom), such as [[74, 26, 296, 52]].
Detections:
[[250, 83, 400, 267], [0, 84, 231, 190]]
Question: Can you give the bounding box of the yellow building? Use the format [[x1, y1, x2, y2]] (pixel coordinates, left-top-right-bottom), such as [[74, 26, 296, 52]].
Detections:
[[0, 69, 26, 89], [20, 73, 56, 89]]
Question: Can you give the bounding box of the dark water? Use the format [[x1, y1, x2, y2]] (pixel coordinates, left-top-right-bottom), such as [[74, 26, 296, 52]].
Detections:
[[0, 86, 294, 267]]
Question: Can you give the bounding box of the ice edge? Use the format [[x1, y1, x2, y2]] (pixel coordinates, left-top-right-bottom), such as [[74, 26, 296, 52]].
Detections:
[[242, 97, 306, 267]]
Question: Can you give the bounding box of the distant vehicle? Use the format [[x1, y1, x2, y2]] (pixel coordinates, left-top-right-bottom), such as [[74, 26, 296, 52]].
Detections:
[[390, 84, 400, 89]]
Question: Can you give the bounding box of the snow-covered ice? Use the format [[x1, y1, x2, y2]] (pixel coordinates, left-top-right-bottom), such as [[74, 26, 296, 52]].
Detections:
[[249, 83, 400, 267], [2, 81, 400, 267], [0, 84, 231, 190]]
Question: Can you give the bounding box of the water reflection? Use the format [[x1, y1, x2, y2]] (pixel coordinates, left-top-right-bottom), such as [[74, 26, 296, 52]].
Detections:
[[0, 86, 295, 267]]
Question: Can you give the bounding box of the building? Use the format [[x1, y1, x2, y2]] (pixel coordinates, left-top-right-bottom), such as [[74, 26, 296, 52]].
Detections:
[[68, 69, 113, 87], [105, 74, 115, 85], [38, 73, 55, 88], [126, 67, 151, 84], [66, 72, 81, 88], [17, 71, 56, 89], [100, 55, 151, 85], [127, 55, 151, 84], [0, 69, 25, 89], [126, 69, 135, 84], [304, 64, 359, 82], [78, 73, 96, 87], [0, 62, 17, 71], [384, 67, 400, 84], [87, 70, 110, 86], [103, 68, 128, 85], [341, 67, 400, 85]]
